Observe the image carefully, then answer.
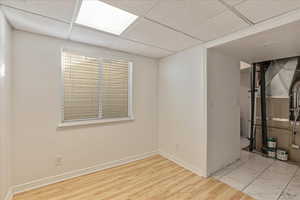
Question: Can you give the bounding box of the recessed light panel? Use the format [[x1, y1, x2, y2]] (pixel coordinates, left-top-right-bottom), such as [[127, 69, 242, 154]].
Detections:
[[76, 0, 138, 35]]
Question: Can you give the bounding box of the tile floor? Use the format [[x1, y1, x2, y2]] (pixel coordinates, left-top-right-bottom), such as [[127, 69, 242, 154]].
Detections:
[[212, 138, 300, 200]]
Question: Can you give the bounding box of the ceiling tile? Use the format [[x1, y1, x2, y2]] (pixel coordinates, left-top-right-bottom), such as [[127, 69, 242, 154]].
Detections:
[[235, 0, 300, 23], [99, 0, 159, 16], [3, 7, 70, 39], [122, 18, 201, 52], [193, 11, 249, 41], [146, 0, 227, 38], [0, 0, 77, 22], [70, 25, 173, 58], [211, 20, 300, 63]]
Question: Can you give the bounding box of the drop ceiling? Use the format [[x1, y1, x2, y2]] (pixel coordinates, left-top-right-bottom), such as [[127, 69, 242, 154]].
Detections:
[[1, 0, 300, 58], [211, 19, 300, 63]]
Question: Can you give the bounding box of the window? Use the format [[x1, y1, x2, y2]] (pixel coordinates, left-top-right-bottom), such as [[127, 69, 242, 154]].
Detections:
[[60, 51, 133, 127]]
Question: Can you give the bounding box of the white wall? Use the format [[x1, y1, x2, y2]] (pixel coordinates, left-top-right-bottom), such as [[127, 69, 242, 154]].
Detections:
[[7, 26, 241, 189], [0, 9, 12, 200], [240, 69, 250, 137], [12, 31, 158, 186], [207, 48, 241, 175], [158, 46, 207, 176]]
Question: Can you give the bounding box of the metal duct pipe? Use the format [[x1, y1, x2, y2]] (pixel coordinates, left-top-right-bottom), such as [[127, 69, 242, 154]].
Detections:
[[289, 57, 300, 121], [250, 64, 256, 152]]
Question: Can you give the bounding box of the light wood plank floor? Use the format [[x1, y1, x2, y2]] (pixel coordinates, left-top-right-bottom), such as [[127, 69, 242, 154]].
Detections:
[[13, 155, 254, 200]]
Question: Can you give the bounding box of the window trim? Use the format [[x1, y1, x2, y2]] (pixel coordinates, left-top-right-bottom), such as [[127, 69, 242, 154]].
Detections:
[[59, 49, 134, 127]]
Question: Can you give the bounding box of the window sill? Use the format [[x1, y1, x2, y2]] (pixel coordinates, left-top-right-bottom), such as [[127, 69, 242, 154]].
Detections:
[[58, 117, 134, 128]]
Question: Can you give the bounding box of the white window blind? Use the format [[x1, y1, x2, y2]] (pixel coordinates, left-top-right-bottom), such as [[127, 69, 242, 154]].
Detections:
[[101, 59, 129, 118], [62, 51, 131, 123]]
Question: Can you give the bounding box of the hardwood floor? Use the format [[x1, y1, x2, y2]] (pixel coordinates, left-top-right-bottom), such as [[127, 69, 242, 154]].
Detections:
[[13, 155, 254, 200]]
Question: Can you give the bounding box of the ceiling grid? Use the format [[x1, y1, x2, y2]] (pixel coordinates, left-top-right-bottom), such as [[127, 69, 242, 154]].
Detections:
[[67, 0, 82, 39], [1, 0, 300, 58], [218, 0, 254, 25]]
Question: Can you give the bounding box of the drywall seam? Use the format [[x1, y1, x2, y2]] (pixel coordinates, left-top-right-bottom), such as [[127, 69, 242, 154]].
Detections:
[[12, 151, 157, 194]]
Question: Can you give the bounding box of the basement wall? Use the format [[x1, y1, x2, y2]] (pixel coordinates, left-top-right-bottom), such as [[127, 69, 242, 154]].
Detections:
[[12, 30, 158, 187], [158, 46, 207, 176], [207, 48, 241, 175], [9, 29, 242, 189], [240, 68, 250, 137], [0, 9, 12, 200]]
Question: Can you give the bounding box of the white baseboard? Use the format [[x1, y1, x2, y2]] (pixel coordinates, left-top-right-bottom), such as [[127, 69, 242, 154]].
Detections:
[[158, 149, 206, 177], [12, 150, 206, 196], [13, 151, 157, 194], [4, 188, 13, 200]]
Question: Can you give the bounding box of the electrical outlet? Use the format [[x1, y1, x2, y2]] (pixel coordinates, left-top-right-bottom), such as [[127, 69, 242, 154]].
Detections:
[[56, 155, 63, 166]]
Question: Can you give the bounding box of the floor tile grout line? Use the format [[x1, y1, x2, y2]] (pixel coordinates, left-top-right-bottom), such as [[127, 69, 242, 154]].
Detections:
[[216, 151, 268, 180], [276, 166, 300, 200], [214, 152, 255, 179], [217, 160, 247, 179], [218, 150, 262, 179], [241, 159, 275, 192]]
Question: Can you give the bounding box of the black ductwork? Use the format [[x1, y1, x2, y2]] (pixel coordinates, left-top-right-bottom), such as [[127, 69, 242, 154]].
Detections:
[[248, 57, 300, 153], [249, 61, 270, 153], [259, 62, 270, 151]]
